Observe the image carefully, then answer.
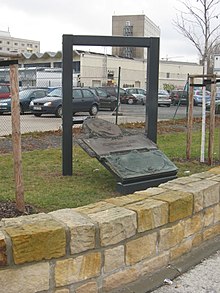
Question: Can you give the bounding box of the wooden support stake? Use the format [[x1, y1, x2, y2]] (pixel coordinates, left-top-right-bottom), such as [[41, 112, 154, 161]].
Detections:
[[208, 75, 216, 165], [9, 63, 25, 212], [186, 77, 194, 160]]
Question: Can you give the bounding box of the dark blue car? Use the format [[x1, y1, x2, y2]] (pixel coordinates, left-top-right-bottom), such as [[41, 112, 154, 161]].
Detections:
[[0, 88, 48, 114], [29, 87, 100, 117]]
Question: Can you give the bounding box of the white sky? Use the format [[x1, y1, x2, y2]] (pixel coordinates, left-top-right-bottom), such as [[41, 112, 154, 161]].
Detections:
[[0, 0, 206, 62]]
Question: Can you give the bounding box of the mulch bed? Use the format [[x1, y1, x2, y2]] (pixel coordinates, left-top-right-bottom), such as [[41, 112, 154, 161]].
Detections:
[[0, 202, 37, 220]]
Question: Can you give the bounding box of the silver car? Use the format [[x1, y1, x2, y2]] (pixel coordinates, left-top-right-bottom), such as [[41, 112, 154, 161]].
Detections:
[[158, 90, 171, 107]]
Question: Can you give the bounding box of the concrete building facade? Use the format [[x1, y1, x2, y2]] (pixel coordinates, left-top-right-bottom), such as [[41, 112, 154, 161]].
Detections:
[[214, 54, 220, 74], [112, 14, 160, 59], [0, 50, 203, 89], [0, 30, 40, 54]]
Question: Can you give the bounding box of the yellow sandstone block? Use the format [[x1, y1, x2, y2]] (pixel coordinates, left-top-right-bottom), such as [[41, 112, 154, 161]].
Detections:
[[125, 199, 168, 232], [4, 215, 66, 264], [126, 233, 157, 265], [153, 191, 193, 222], [55, 252, 101, 287]]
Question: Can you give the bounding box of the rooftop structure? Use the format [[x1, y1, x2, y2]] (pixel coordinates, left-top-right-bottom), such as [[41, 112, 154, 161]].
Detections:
[[0, 29, 40, 54], [112, 14, 160, 59]]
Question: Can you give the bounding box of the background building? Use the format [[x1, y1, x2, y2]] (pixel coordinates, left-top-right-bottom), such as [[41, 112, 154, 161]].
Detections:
[[214, 54, 220, 74], [112, 14, 160, 59], [0, 30, 40, 54], [0, 50, 203, 89]]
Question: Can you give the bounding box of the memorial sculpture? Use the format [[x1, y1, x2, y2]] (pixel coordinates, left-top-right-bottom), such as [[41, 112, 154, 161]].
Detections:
[[77, 118, 178, 194]]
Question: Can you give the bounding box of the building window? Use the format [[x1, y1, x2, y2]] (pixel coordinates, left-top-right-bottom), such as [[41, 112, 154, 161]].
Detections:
[[0, 41, 2, 44], [166, 72, 170, 78], [0, 47, 2, 50], [7, 48, 10, 51], [21, 43, 25, 46], [7, 41, 10, 44], [14, 42, 18, 46]]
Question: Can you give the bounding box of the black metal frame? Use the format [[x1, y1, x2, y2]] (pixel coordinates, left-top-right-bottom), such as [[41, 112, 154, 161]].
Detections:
[[62, 35, 160, 175]]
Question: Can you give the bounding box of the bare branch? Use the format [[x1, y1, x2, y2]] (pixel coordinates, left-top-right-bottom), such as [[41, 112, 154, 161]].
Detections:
[[173, 0, 220, 66]]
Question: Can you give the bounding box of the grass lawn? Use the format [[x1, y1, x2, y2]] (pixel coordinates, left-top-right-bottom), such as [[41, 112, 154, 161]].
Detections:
[[0, 124, 219, 213]]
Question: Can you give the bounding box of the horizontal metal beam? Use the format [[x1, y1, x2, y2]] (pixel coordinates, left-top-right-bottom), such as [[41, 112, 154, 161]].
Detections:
[[0, 60, 18, 67], [65, 34, 155, 47]]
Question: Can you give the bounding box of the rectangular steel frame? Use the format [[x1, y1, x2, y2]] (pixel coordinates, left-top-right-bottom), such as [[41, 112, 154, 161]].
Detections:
[[62, 35, 160, 175]]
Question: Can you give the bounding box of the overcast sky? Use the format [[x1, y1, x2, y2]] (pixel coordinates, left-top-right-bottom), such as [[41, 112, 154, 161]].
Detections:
[[0, 0, 205, 62]]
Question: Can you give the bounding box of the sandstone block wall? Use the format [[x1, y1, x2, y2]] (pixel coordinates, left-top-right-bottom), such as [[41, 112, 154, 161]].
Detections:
[[0, 169, 220, 293]]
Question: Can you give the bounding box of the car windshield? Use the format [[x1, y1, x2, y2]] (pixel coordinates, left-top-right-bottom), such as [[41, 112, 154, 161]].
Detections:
[[96, 89, 107, 97], [48, 88, 62, 97], [19, 89, 35, 99], [126, 89, 136, 94], [158, 90, 169, 95]]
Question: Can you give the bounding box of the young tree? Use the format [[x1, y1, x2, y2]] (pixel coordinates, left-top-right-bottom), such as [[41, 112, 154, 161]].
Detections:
[[173, 0, 220, 72]]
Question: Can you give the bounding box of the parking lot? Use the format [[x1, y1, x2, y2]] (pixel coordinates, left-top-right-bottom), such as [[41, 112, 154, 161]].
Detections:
[[0, 104, 202, 136]]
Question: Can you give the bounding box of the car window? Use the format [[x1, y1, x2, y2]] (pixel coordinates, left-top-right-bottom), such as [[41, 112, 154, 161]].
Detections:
[[82, 89, 93, 98], [158, 90, 169, 95], [48, 88, 62, 97], [126, 89, 136, 94], [137, 89, 146, 95], [35, 90, 47, 98], [119, 88, 126, 95], [96, 89, 107, 97], [0, 85, 9, 93], [73, 89, 82, 99], [104, 88, 115, 95]]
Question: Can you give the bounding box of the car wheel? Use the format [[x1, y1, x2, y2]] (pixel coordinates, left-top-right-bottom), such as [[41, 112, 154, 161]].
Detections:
[[89, 104, 98, 116], [20, 104, 24, 114], [55, 106, 62, 118], [127, 98, 134, 105], [34, 113, 42, 117], [167, 104, 171, 107]]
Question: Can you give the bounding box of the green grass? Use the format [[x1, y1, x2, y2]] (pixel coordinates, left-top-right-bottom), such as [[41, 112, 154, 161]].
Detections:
[[0, 127, 219, 212]]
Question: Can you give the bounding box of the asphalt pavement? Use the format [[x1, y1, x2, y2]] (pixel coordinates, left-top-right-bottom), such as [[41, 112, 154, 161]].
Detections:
[[0, 104, 203, 136], [152, 250, 220, 293]]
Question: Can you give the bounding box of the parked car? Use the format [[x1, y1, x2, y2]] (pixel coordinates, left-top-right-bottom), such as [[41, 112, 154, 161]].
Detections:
[[170, 90, 188, 105], [206, 98, 220, 113], [0, 88, 48, 114], [158, 90, 171, 107], [193, 89, 211, 106], [0, 83, 10, 99], [216, 91, 220, 101], [124, 87, 147, 105], [89, 87, 117, 111], [99, 86, 138, 105], [30, 87, 100, 117]]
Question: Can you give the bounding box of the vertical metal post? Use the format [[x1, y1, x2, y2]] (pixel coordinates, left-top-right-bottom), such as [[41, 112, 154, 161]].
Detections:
[[146, 38, 160, 143], [116, 66, 121, 125], [186, 77, 194, 160], [62, 35, 73, 175]]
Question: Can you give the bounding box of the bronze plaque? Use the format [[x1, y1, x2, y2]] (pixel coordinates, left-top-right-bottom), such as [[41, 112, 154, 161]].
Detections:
[[81, 135, 157, 157], [103, 149, 177, 182], [77, 118, 178, 193]]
